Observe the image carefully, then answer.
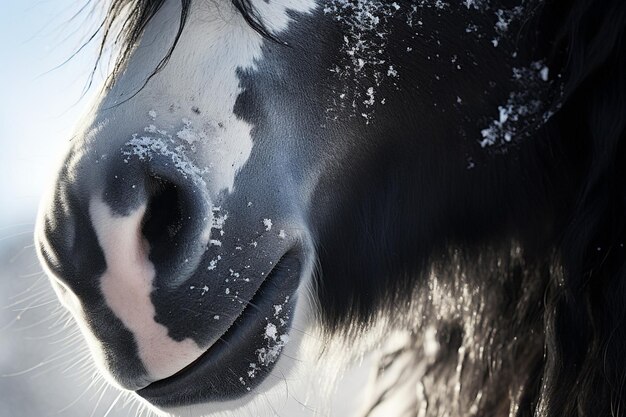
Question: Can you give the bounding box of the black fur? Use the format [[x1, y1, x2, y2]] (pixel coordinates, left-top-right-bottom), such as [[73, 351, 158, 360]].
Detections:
[[336, 1, 626, 415]]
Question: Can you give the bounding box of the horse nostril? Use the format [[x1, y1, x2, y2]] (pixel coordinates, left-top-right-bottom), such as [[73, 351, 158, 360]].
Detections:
[[142, 178, 185, 253], [132, 167, 211, 288]]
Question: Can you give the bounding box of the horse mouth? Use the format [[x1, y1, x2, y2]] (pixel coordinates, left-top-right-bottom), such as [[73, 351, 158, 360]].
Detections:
[[136, 251, 301, 407]]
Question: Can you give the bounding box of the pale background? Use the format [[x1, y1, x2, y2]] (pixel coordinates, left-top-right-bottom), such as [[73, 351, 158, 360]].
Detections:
[[0, 1, 370, 416], [0, 1, 131, 415]]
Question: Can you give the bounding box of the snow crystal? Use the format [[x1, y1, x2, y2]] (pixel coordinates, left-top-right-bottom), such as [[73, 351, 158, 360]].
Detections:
[[247, 363, 260, 378], [465, 23, 478, 33], [176, 118, 206, 152], [255, 334, 290, 367], [148, 110, 157, 119], [278, 229, 286, 239], [464, 0, 488, 10], [265, 323, 278, 340], [491, 6, 524, 47], [246, 298, 292, 380], [144, 124, 168, 135], [273, 304, 283, 316], [323, 0, 403, 121], [364, 87, 375, 107], [210, 207, 228, 231], [122, 135, 208, 185], [208, 255, 221, 271], [480, 97, 542, 147], [479, 61, 553, 148], [495, 7, 523, 33], [263, 218, 273, 231]]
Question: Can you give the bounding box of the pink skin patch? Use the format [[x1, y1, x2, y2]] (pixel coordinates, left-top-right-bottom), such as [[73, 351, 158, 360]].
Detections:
[[89, 197, 205, 382]]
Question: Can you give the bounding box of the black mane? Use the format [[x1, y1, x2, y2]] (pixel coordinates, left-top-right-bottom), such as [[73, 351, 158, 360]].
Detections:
[[329, 1, 626, 416]]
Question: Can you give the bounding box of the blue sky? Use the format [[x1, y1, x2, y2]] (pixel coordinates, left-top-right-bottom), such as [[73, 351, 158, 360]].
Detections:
[[0, 1, 105, 228]]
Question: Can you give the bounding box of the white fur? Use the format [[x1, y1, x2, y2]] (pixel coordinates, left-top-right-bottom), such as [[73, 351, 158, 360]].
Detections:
[[90, 197, 206, 382]]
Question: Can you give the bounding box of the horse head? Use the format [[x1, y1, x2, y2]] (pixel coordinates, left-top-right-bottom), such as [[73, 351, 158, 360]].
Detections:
[[35, 0, 626, 416]]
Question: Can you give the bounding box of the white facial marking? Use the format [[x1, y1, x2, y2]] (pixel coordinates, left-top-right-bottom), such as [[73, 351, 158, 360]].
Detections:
[[89, 197, 205, 381], [91, 0, 316, 197]]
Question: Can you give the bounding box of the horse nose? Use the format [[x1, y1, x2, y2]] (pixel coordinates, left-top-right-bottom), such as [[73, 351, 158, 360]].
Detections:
[[36, 148, 212, 387], [38, 149, 212, 296]]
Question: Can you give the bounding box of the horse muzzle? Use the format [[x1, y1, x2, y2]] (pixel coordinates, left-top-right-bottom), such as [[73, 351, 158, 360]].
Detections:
[[35, 137, 306, 405]]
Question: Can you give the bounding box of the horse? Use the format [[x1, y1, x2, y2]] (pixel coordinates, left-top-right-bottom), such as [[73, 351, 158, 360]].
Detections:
[[35, 0, 626, 416]]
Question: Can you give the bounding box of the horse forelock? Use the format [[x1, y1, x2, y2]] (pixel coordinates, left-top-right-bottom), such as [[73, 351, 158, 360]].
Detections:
[[91, 0, 270, 88]]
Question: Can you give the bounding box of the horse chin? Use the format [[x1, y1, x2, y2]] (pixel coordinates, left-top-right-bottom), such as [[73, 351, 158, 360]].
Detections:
[[136, 285, 318, 417]]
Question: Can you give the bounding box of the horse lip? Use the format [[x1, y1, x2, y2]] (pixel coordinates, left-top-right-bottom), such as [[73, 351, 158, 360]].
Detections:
[[136, 249, 301, 405]]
